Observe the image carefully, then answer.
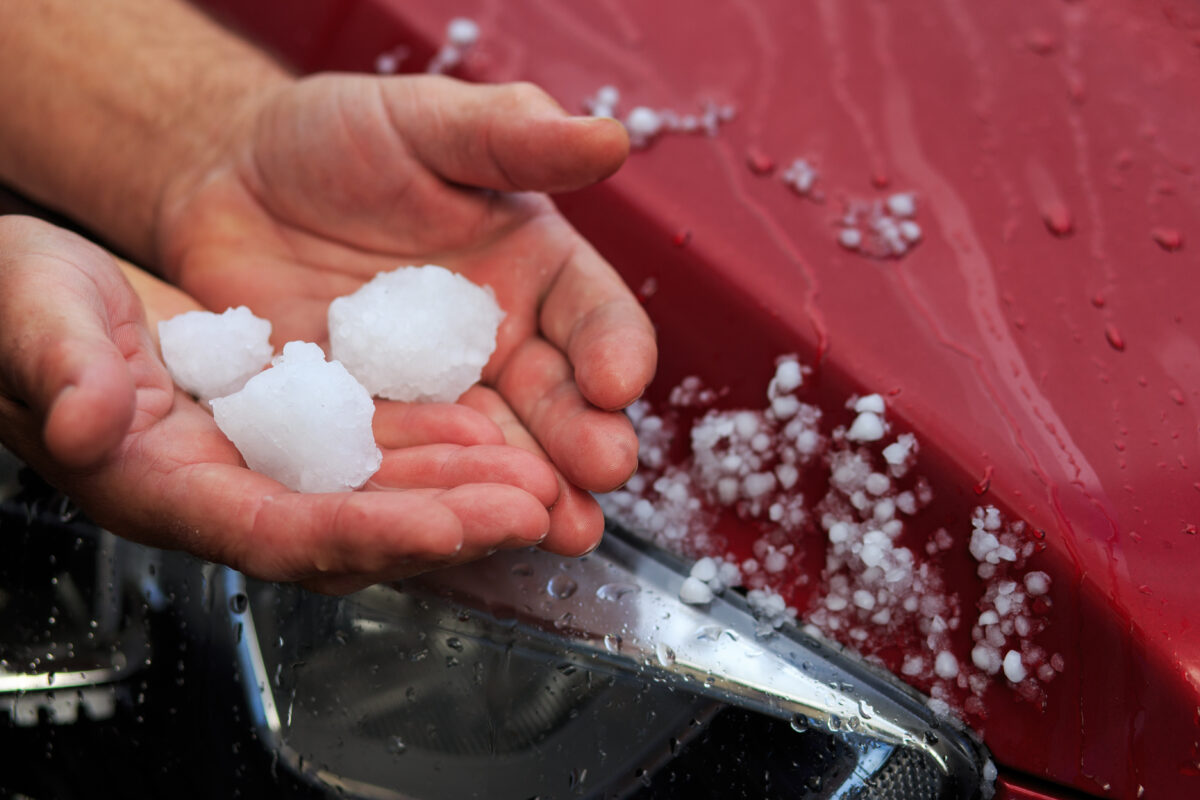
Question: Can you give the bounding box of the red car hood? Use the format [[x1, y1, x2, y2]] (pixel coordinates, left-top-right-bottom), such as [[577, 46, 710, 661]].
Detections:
[[203, 1, 1200, 796]]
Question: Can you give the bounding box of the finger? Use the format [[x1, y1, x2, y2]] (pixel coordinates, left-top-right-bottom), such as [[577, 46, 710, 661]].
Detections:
[[157, 466, 467, 582], [0, 217, 139, 469], [436, 483, 551, 555], [491, 338, 638, 493], [372, 401, 505, 448], [300, 483, 552, 596], [382, 76, 630, 193], [538, 238, 657, 411], [459, 385, 606, 557], [368, 443, 559, 507]]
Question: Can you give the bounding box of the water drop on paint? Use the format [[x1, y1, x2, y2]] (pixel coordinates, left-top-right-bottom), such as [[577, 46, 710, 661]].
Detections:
[[1152, 227, 1184, 252], [746, 147, 775, 175], [1042, 204, 1074, 237], [1105, 324, 1126, 352]]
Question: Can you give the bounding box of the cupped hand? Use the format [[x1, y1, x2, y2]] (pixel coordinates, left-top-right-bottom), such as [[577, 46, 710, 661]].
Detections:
[[0, 215, 564, 594], [155, 75, 657, 556]]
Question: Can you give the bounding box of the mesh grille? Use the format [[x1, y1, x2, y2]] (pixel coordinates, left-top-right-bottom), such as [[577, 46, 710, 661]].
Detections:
[[857, 747, 946, 800]]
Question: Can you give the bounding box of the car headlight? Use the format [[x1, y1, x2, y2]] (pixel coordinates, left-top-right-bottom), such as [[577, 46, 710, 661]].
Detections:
[[226, 523, 990, 799]]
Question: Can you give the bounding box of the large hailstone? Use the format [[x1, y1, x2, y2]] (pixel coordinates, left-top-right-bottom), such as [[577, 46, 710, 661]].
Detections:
[[328, 265, 505, 403], [158, 306, 273, 402], [211, 342, 382, 493]]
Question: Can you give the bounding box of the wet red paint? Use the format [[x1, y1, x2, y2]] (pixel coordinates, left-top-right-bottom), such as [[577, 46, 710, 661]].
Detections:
[[205, 2, 1200, 798]]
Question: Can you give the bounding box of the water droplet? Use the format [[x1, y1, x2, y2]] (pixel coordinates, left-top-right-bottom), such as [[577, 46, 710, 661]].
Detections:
[[1042, 204, 1074, 237], [596, 582, 640, 601], [388, 736, 407, 755], [923, 730, 939, 745], [510, 562, 533, 577], [445, 655, 460, 668], [655, 642, 676, 667], [746, 147, 775, 175], [229, 593, 248, 614], [547, 574, 578, 599], [974, 465, 993, 495], [557, 662, 578, 676], [1026, 29, 1057, 55], [790, 713, 810, 733], [554, 611, 574, 630], [603, 634, 622, 653], [1152, 227, 1184, 252], [446, 637, 464, 652], [827, 714, 843, 731], [858, 700, 875, 720], [695, 625, 722, 642], [1105, 324, 1126, 352]]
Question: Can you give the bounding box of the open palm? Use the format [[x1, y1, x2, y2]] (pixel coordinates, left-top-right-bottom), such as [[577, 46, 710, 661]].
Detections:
[[0, 217, 563, 595], [155, 75, 657, 555]]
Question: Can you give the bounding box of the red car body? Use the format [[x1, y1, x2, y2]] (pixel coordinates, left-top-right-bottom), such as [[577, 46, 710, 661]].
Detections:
[[197, 2, 1200, 798]]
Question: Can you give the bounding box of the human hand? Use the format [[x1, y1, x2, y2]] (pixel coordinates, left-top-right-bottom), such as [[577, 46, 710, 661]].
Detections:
[[0, 215, 563, 594], [156, 75, 657, 556]]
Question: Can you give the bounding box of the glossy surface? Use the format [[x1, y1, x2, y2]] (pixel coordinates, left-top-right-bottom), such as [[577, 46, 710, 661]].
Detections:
[[201, 2, 1199, 798]]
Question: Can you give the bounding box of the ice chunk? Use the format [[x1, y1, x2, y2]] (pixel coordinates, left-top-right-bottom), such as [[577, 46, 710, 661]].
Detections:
[[159, 306, 272, 402], [329, 265, 504, 403], [934, 651, 959, 679], [679, 576, 714, 605], [768, 357, 804, 396], [625, 106, 662, 145], [1002, 650, 1027, 683], [446, 17, 480, 47], [212, 342, 382, 493], [971, 644, 1002, 675], [899, 220, 922, 242], [781, 158, 818, 195], [690, 557, 718, 583], [1024, 571, 1051, 596], [853, 394, 886, 414], [886, 193, 916, 218], [846, 411, 885, 442]]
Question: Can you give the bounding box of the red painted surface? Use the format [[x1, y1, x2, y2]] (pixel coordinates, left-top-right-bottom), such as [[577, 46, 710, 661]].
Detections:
[[200, 2, 1199, 798], [996, 772, 1095, 800]]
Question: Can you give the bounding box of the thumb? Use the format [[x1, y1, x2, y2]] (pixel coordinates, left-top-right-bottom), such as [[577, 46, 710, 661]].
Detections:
[[386, 76, 630, 193], [0, 216, 139, 470]]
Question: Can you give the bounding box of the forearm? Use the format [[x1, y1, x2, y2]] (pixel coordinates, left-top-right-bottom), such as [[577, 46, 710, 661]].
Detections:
[[0, 0, 290, 266]]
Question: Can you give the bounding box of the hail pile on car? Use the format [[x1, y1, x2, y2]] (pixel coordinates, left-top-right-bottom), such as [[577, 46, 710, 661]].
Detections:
[[600, 356, 1063, 716]]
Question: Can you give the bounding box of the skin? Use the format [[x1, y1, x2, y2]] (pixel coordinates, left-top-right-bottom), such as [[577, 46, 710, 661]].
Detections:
[[0, 0, 657, 591]]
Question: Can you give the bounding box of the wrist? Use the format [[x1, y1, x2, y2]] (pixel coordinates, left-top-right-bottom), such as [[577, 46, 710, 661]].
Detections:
[[151, 69, 292, 282], [0, 0, 291, 267]]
